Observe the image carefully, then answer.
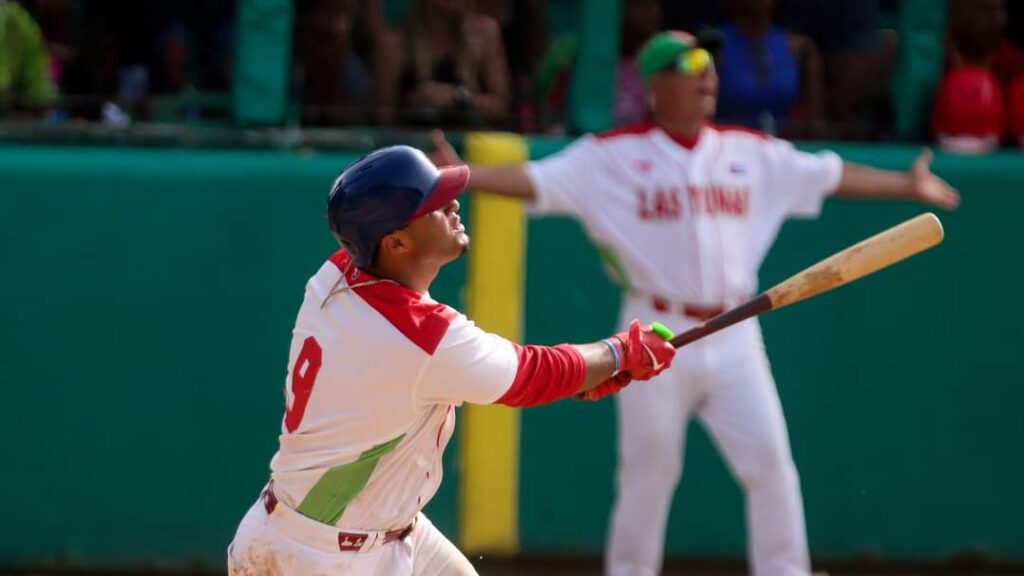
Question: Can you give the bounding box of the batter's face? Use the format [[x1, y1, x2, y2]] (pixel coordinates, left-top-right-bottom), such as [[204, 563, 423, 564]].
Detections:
[[649, 54, 719, 125], [396, 198, 469, 266]]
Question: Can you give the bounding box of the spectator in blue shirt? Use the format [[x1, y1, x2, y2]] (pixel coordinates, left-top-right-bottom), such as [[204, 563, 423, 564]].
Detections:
[[715, 0, 823, 136]]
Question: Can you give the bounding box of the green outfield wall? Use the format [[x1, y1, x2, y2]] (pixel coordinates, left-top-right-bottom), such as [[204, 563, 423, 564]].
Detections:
[[0, 146, 463, 569], [1, 142, 1021, 569]]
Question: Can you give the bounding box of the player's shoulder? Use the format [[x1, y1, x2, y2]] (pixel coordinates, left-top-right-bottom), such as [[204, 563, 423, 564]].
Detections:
[[706, 122, 772, 143], [326, 250, 460, 355], [705, 123, 785, 160], [592, 122, 659, 144]]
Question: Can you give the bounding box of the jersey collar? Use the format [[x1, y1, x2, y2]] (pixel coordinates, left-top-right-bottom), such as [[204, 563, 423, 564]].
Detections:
[[659, 124, 704, 150], [327, 249, 457, 355]]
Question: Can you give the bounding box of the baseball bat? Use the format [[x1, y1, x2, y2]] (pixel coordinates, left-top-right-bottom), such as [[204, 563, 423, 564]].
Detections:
[[668, 212, 945, 349]]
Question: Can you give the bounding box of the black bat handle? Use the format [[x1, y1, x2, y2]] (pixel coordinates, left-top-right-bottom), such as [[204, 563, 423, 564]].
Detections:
[[668, 294, 773, 348]]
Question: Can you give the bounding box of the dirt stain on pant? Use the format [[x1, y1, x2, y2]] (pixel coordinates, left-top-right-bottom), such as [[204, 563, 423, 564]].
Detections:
[[229, 539, 292, 576]]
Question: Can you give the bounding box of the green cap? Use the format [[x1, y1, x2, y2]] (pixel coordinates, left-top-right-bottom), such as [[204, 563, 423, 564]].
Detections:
[[638, 29, 723, 84]]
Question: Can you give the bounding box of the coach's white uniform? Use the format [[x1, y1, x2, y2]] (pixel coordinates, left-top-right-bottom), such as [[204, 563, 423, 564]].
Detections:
[[229, 250, 520, 575], [527, 122, 842, 576]]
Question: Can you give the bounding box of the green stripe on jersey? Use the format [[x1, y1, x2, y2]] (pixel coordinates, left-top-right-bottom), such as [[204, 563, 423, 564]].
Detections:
[[296, 434, 406, 524], [595, 244, 632, 290]]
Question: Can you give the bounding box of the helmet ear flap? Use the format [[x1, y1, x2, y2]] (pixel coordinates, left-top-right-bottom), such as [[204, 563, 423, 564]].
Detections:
[[339, 238, 363, 265]]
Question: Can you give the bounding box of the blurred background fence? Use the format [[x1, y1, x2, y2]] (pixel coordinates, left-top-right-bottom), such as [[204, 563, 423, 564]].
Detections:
[[5, 0, 1024, 144]]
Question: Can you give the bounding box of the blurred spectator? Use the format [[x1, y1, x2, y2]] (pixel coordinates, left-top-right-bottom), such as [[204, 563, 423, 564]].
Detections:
[[57, 0, 234, 122], [18, 0, 74, 91], [932, 66, 1005, 153], [535, 0, 663, 130], [156, 22, 189, 93], [715, 0, 823, 137], [615, 0, 661, 125], [948, 0, 1007, 68], [477, 0, 545, 132], [475, 0, 548, 79], [935, 0, 1024, 150], [0, 0, 58, 116], [59, 3, 117, 118], [372, 0, 511, 127], [780, 0, 897, 139], [947, 0, 1024, 89], [531, 33, 574, 131], [76, 2, 153, 119], [1008, 73, 1024, 146], [1007, 0, 1024, 50], [476, 0, 544, 81], [661, 0, 720, 34], [149, 2, 235, 95], [294, 0, 369, 125]]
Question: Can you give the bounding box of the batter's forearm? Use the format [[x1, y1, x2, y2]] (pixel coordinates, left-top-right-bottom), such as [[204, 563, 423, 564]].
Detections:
[[466, 164, 537, 201], [833, 162, 914, 201], [494, 341, 616, 407], [573, 342, 619, 392]]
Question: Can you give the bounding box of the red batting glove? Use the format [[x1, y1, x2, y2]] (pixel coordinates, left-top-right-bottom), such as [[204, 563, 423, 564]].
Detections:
[[613, 319, 676, 381], [577, 372, 632, 401], [576, 320, 676, 401]]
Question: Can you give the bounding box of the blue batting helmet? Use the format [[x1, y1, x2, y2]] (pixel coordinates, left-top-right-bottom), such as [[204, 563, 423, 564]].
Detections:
[[326, 145, 469, 268]]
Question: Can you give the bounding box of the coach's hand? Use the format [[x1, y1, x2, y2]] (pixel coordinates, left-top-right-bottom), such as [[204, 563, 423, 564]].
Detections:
[[430, 129, 463, 167], [910, 148, 960, 211]]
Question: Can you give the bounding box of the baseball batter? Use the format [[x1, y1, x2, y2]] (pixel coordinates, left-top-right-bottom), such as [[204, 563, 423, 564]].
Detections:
[[226, 145, 677, 575], [431, 30, 959, 576]]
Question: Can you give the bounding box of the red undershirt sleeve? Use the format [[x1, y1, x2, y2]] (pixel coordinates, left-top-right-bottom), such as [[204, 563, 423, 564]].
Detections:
[[495, 343, 586, 407]]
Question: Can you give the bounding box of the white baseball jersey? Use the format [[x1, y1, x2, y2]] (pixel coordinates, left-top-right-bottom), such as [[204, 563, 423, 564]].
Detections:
[[526, 122, 843, 305], [268, 250, 519, 531]]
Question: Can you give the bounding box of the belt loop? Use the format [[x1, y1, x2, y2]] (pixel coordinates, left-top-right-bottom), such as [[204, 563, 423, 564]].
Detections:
[[368, 530, 383, 551], [261, 481, 278, 515], [651, 296, 669, 313]]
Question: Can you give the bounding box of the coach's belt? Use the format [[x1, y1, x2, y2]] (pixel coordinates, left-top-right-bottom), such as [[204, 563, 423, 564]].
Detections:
[[650, 296, 723, 321], [261, 481, 414, 552]]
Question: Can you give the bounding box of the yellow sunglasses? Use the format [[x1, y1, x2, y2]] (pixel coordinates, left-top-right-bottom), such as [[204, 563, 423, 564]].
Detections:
[[669, 48, 714, 76]]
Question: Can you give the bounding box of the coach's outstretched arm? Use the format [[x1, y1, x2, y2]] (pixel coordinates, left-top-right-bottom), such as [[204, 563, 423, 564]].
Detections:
[[430, 130, 537, 200], [835, 148, 961, 210]]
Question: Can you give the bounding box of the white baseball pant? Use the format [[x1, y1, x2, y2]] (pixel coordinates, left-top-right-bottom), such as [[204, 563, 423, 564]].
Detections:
[[606, 294, 809, 576], [228, 489, 477, 576]]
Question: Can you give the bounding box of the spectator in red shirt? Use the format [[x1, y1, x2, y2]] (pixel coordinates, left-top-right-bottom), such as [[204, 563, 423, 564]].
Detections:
[[947, 0, 1024, 89]]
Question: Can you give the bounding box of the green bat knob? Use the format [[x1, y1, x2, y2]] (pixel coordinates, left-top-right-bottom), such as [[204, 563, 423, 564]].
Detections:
[[650, 321, 675, 340]]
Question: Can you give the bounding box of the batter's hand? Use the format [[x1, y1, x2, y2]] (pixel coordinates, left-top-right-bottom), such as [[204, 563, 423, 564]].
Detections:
[[614, 319, 676, 381], [577, 321, 676, 401], [910, 148, 960, 211], [430, 130, 462, 167]]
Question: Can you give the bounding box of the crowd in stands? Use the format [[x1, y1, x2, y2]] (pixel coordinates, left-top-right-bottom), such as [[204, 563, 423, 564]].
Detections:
[[3, 0, 1024, 150], [290, 0, 904, 138], [1, 0, 235, 123], [933, 0, 1024, 152]]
